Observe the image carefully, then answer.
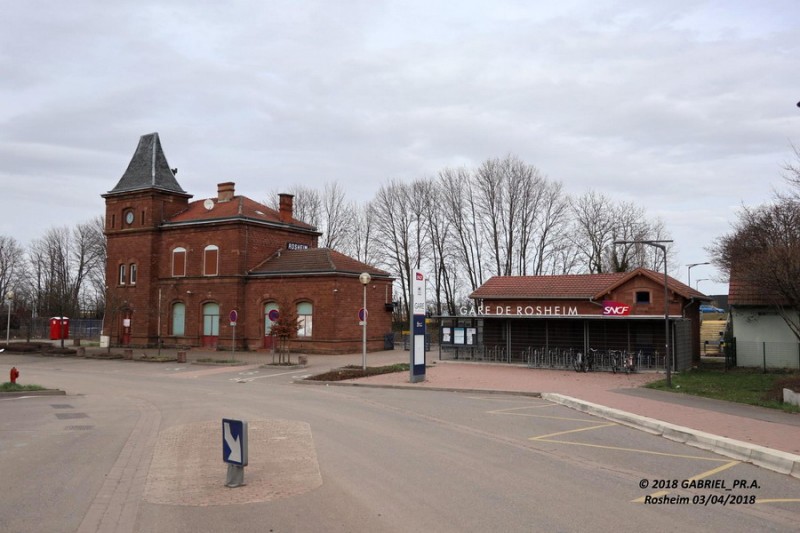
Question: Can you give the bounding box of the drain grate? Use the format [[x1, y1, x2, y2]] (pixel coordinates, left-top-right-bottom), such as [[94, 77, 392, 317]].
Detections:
[[55, 413, 89, 420]]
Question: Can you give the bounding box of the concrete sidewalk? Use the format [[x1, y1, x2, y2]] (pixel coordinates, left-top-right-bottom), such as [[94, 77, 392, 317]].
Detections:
[[324, 353, 800, 479]]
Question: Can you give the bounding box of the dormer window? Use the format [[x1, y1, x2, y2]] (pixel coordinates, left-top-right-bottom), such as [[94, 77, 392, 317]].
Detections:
[[636, 291, 651, 304]]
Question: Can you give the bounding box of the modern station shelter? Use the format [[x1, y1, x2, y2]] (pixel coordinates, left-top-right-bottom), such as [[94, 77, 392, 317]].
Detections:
[[437, 269, 710, 371]]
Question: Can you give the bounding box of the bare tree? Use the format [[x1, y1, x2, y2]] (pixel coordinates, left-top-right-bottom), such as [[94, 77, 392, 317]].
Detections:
[[266, 185, 322, 228], [527, 179, 573, 275], [474, 157, 507, 276], [268, 182, 355, 253], [25, 219, 105, 324], [347, 202, 378, 265], [420, 179, 451, 315], [72, 217, 106, 316], [0, 235, 25, 339], [711, 152, 800, 340], [78, 216, 107, 317], [438, 167, 484, 292], [0, 235, 24, 301], [571, 192, 672, 274], [473, 155, 553, 277], [712, 199, 800, 338], [570, 191, 616, 273], [319, 182, 353, 250], [372, 179, 423, 318]]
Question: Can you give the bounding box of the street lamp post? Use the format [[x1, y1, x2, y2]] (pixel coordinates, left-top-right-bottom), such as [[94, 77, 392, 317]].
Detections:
[[614, 240, 674, 387], [695, 279, 709, 291], [686, 262, 710, 289], [5, 291, 14, 346], [359, 272, 371, 370]]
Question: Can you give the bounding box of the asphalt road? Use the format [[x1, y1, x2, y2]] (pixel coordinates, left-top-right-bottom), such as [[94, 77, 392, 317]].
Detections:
[[1, 354, 799, 532]]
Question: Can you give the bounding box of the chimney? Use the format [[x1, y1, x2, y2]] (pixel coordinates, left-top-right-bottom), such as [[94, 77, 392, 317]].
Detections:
[[217, 182, 235, 202], [279, 193, 294, 222]]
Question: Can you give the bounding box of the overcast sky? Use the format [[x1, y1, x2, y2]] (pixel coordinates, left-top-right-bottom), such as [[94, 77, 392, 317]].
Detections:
[[2, 1, 798, 296]]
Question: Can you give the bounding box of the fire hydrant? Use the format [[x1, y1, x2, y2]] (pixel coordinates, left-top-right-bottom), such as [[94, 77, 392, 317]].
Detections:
[[10, 366, 19, 384]]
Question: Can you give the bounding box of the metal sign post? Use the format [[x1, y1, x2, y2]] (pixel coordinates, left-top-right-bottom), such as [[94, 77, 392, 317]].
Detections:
[[222, 418, 248, 487], [409, 270, 426, 383], [229, 310, 238, 360]]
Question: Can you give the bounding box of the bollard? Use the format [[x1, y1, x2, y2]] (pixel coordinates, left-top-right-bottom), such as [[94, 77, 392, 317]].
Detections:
[[10, 366, 20, 384]]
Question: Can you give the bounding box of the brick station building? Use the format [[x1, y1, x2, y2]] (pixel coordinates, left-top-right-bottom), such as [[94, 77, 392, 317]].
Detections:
[[102, 133, 393, 353], [439, 268, 710, 370]]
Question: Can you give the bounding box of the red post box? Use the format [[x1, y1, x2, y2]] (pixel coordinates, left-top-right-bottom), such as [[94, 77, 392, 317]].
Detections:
[[49, 317, 70, 340]]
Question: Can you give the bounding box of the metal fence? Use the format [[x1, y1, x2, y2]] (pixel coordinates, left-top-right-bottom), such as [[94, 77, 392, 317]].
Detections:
[[435, 316, 691, 372], [8, 318, 103, 341]]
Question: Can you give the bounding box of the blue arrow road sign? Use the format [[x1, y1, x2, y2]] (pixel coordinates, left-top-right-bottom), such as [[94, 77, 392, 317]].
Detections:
[[222, 419, 248, 466]]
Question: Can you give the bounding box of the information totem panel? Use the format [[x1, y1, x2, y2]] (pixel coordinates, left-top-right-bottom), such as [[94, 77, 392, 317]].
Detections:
[[410, 269, 426, 383]]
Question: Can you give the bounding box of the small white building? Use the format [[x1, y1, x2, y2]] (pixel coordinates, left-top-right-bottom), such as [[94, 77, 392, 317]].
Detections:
[[729, 275, 800, 369]]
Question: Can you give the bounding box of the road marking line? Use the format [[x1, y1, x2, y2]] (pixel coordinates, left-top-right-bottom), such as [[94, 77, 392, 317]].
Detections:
[[531, 422, 618, 440], [246, 369, 310, 379], [687, 460, 741, 480], [532, 438, 733, 462], [503, 412, 608, 423], [487, 404, 560, 414], [467, 395, 549, 403], [631, 490, 670, 503]]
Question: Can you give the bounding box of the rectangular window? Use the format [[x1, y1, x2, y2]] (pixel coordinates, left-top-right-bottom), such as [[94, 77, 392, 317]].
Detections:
[[204, 246, 219, 276], [118, 264, 126, 285], [129, 264, 137, 285], [635, 291, 651, 304], [172, 303, 185, 336], [297, 302, 313, 337], [173, 249, 186, 277]]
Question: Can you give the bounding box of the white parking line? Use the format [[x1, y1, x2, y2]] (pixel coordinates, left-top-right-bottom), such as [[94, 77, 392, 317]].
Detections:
[[229, 369, 309, 383]]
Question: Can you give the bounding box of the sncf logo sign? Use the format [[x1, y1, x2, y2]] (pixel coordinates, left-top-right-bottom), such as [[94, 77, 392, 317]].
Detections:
[[602, 300, 631, 316]]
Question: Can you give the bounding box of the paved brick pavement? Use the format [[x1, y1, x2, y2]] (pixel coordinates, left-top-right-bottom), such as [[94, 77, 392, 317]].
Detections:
[[341, 355, 800, 457]]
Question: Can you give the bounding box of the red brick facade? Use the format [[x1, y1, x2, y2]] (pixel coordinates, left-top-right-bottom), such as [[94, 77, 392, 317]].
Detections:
[[102, 133, 393, 354]]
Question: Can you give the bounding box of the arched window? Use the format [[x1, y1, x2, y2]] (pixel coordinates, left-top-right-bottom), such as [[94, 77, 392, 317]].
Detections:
[[204, 245, 219, 276], [118, 264, 126, 285], [172, 302, 185, 336], [297, 301, 313, 337], [172, 247, 186, 277], [264, 302, 280, 336], [129, 263, 137, 285]]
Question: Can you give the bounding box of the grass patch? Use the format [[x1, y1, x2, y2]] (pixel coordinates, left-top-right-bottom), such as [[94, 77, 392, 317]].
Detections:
[[646, 368, 800, 413], [138, 355, 176, 363], [195, 358, 243, 365], [306, 363, 410, 381], [0, 382, 46, 392]]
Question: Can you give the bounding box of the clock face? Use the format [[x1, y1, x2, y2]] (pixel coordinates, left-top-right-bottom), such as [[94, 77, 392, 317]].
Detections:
[[125, 211, 134, 224]]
